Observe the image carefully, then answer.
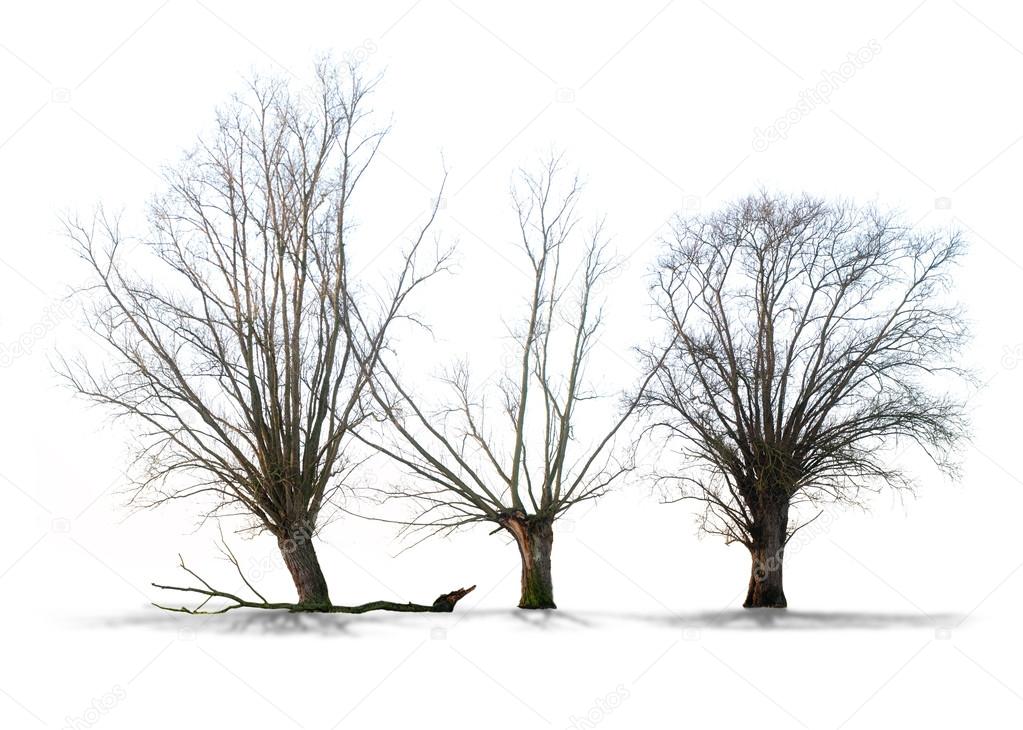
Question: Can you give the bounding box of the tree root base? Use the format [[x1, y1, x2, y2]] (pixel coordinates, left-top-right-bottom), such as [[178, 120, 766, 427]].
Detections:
[[517, 602, 557, 610]]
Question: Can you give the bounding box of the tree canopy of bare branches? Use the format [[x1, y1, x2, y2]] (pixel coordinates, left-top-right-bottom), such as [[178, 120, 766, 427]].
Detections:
[[59, 61, 451, 610], [359, 157, 654, 609], [641, 192, 970, 607]]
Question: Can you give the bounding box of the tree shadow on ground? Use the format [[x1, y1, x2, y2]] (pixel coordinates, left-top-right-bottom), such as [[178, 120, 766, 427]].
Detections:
[[83, 606, 961, 636], [613, 609, 961, 631]]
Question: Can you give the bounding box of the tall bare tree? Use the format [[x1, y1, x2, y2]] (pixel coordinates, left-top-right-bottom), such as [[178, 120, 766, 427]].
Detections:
[[358, 157, 654, 609], [640, 192, 969, 607], [59, 62, 474, 613]]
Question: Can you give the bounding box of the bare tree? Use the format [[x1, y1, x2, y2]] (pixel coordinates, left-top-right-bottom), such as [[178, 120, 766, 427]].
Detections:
[[640, 192, 969, 607], [59, 61, 473, 613], [357, 157, 655, 609]]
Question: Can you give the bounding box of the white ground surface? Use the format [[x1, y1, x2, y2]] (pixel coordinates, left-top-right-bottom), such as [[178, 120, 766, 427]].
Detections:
[[3, 481, 1021, 729], [3, 2, 1023, 728]]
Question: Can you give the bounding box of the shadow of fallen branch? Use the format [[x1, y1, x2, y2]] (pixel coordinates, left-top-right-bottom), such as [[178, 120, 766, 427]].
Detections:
[[80, 606, 963, 637]]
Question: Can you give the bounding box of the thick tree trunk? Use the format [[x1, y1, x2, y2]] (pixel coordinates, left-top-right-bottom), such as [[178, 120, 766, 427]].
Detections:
[[744, 502, 789, 608], [278, 527, 331, 608], [502, 514, 556, 609]]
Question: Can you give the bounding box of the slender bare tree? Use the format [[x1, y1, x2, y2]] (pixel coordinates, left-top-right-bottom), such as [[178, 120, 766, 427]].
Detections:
[[59, 61, 474, 614], [640, 192, 969, 607], [357, 156, 657, 609]]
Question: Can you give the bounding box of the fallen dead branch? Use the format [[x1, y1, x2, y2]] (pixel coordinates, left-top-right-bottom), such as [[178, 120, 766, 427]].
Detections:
[[151, 555, 475, 615]]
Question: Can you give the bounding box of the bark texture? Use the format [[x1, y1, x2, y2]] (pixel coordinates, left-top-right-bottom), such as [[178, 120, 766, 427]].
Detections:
[[744, 502, 788, 608], [278, 529, 331, 608], [504, 515, 556, 609]]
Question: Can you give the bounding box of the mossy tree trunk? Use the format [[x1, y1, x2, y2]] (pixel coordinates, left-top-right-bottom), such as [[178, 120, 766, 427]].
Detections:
[[503, 515, 556, 609]]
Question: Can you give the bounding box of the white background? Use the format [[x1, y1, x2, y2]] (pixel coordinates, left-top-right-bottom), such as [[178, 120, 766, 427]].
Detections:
[[2, 1, 1022, 728]]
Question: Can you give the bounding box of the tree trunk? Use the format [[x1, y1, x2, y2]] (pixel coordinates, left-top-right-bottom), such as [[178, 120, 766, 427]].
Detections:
[[278, 527, 331, 608], [502, 514, 556, 609], [744, 502, 788, 608]]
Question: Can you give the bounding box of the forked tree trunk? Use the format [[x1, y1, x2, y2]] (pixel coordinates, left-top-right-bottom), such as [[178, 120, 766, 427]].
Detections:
[[744, 501, 789, 608], [278, 526, 331, 608], [502, 514, 556, 609]]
